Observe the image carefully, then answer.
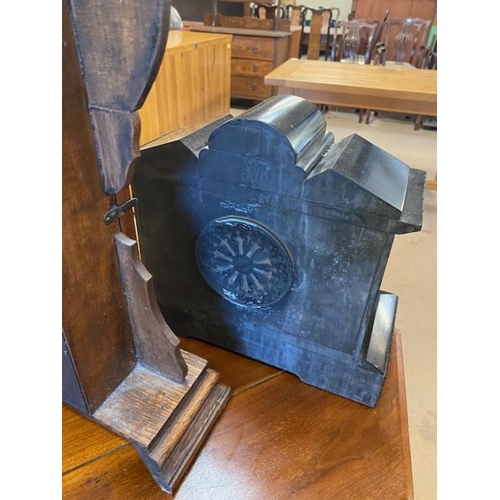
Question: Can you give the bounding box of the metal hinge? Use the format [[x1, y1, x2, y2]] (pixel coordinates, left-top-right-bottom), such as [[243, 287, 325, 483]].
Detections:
[[103, 195, 138, 225]]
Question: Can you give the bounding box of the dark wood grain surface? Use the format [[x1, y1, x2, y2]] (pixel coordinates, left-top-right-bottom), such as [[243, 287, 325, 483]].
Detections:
[[63, 330, 413, 499], [62, 0, 137, 412], [63, 2, 231, 492]]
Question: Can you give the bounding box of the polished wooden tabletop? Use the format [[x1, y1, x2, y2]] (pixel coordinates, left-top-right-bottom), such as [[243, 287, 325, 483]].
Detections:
[[63, 328, 413, 499], [265, 58, 437, 116]]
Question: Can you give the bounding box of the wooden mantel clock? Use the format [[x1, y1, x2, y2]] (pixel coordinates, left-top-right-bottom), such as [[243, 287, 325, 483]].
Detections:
[[62, 0, 230, 494]]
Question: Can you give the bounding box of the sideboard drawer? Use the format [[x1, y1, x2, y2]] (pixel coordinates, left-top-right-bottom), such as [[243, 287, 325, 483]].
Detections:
[[231, 58, 274, 78], [231, 76, 273, 99], [232, 35, 275, 60], [189, 26, 297, 101]]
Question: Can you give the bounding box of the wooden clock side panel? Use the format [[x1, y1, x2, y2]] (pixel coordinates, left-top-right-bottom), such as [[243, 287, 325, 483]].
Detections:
[[62, 0, 136, 413]]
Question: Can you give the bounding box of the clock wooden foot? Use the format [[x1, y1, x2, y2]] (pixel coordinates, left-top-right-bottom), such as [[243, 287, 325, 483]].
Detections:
[[88, 358, 230, 493]]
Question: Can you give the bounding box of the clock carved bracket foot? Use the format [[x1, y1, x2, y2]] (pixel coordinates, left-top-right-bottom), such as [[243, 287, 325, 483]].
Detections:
[[91, 359, 230, 494], [95, 231, 231, 492]]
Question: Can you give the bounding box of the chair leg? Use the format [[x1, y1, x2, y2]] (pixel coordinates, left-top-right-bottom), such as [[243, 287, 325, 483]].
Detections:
[[365, 110, 372, 124], [358, 109, 364, 123], [414, 115, 422, 130]]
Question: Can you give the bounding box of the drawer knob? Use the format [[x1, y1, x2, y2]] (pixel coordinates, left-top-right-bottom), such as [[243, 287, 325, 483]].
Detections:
[[251, 83, 257, 90], [252, 46, 259, 53], [253, 65, 258, 72]]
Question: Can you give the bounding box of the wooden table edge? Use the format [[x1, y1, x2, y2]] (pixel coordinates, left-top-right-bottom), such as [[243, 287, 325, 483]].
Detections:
[[394, 328, 415, 499]]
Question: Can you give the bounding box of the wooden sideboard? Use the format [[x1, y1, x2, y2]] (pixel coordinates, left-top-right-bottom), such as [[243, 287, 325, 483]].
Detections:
[[190, 25, 300, 102], [139, 30, 232, 146]]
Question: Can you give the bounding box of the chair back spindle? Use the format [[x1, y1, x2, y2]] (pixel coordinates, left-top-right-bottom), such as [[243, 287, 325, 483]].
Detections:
[[333, 19, 383, 64], [300, 7, 339, 60], [379, 17, 433, 66]]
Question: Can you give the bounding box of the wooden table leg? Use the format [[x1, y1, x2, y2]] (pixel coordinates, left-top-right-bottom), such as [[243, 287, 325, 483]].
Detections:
[[426, 173, 437, 191]]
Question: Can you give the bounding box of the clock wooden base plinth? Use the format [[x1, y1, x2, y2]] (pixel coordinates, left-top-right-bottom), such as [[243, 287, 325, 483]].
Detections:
[[66, 351, 230, 494]]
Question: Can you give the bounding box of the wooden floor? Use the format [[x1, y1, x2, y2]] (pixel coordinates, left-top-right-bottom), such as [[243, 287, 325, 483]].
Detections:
[[63, 330, 414, 499]]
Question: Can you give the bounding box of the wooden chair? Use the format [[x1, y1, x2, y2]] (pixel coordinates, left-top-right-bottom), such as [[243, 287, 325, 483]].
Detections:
[[252, 2, 284, 19], [332, 19, 384, 122], [374, 17, 433, 67], [414, 41, 437, 130], [364, 17, 433, 124], [300, 7, 339, 60], [332, 19, 384, 65], [284, 3, 305, 27]]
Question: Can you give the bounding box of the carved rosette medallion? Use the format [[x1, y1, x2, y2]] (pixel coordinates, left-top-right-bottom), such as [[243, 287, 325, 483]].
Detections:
[[195, 217, 294, 308]]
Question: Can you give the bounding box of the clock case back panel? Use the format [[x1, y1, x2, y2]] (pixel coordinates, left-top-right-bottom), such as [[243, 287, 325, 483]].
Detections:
[[132, 96, 426, 407]]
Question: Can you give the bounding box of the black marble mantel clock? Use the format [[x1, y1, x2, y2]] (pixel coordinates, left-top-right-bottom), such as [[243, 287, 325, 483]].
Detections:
[[132, 95, 426, 407]]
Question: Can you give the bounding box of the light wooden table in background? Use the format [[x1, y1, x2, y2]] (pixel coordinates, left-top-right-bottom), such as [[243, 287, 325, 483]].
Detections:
[[264, 58, 437, 117], [63, 330, 414, 499], [265, 58, 437, 190]]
